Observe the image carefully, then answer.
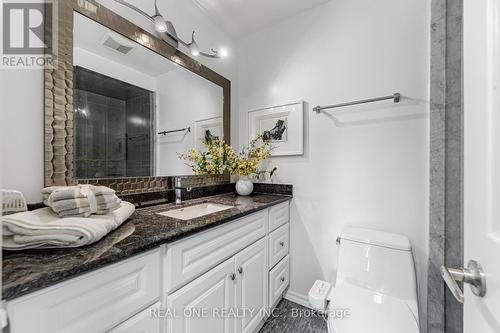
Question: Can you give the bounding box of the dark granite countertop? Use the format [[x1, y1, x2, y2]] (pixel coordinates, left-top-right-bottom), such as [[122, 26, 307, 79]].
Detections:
[[2, 192, 291, 301]]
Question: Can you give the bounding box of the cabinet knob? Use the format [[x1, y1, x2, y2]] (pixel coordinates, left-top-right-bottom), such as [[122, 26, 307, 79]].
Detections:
[[280, 276, 286, 283], [279, 241, 285, 247], [230, 273, 236, 281], [238, 267, 243, 274]]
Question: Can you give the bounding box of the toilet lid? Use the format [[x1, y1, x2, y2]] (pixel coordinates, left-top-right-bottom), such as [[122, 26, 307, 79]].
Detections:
[[327, 283, 419, 333]]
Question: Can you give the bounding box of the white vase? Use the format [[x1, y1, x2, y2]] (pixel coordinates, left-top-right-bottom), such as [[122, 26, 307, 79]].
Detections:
[[236, 176, 254, 196]]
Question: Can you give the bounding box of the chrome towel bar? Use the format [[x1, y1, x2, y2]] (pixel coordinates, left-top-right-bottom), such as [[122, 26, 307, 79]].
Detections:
[[313, 93, 401, 113], [158, 127, 191, 136]]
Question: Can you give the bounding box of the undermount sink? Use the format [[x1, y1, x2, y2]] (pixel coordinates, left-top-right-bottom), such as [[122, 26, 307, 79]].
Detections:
[[157, 203, 234, 220]]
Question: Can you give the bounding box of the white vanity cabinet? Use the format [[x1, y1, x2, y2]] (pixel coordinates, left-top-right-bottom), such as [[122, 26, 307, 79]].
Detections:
[[166, 238, 268, 333], [6, 249, 162, 333], [5, 200, 290, 333], [164, 201, 290, 333]]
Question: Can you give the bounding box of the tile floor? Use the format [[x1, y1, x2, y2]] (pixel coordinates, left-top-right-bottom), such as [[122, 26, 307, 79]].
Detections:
[[259, 299, 327, 333]]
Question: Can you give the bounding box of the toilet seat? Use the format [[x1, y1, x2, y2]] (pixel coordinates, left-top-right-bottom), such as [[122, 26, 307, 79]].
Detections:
[[327, 283, 419, 333]]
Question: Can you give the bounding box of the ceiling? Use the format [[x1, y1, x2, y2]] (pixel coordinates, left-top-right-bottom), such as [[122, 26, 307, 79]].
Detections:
[[74, 13, 179, 77], [191, 0, 331, 38]]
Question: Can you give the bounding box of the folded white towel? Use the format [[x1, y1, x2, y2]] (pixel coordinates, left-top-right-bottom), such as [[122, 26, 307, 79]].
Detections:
[[2, 201, 135, 250]]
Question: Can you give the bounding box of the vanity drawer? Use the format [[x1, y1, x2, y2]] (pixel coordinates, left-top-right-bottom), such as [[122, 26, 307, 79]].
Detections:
[[164, 209, 268, 293], [268, 202, 289, 232], [7, 249, 161, 333], [269, 255, 290, 308], [269, 223, 289, 268], [107, 302, 162, 333]]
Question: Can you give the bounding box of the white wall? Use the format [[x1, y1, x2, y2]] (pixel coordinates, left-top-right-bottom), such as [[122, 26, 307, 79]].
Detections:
[[156, 68, 223, 175], [0, 69, 44, 201], [237, 0, 430, 328], [74, 47, 157, 92], [0, 0, 237, 202]]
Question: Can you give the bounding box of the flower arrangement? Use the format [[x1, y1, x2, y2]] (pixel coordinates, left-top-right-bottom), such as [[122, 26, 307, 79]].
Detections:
[[228, 135, 276, 177], [181, 139, 234, 175], [181, 135, 276, 179]]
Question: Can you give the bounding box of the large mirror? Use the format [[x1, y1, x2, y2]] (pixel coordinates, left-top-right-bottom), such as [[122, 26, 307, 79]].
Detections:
[[44, 0, 230, 187], [73, 12, 224, 179]]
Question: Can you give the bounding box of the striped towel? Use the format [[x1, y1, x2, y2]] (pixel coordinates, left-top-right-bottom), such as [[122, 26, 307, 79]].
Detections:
[[42, 185, 121, 217]]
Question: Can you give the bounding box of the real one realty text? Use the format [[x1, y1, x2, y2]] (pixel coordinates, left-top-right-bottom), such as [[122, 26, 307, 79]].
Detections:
[[149, 307, 350, 319]]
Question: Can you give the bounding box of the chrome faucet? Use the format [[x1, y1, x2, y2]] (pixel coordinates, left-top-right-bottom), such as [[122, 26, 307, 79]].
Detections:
[[174, 177, 192, 205]]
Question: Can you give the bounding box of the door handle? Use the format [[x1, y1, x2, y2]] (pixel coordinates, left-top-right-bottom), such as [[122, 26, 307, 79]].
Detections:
[[441, 260, 486, 303]]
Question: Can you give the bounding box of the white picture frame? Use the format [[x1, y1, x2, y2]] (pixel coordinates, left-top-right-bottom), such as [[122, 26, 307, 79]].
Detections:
[[248, 101, 304, 156], [194, 116, 224, 151]]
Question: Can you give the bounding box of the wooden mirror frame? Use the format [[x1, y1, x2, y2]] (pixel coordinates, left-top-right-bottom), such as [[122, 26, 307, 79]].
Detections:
[[44, 0, 231, 186]]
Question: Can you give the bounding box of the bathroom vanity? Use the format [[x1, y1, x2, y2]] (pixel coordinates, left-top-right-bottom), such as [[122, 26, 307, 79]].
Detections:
[[3, 194, 291, 333]]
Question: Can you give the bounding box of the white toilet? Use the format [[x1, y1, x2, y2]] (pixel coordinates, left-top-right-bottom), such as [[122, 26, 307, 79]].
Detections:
[[327, 227, 420, 333]]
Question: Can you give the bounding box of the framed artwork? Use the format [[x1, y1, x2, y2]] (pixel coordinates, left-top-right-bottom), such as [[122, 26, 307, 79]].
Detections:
[[194, 116, 224, 150], [248, 101, 304, 156]]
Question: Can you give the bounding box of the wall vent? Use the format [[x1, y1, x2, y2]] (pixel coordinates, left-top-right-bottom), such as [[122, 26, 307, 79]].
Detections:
[[102, 33, 135, 55]]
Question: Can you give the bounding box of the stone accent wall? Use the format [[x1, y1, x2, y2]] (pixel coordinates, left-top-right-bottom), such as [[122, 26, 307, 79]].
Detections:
[[429, 1, 463, 332], [77, 174, 230, 195]]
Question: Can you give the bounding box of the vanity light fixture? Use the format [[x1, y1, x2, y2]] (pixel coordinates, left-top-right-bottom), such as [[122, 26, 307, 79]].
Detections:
[[111, 0, 226, 59]]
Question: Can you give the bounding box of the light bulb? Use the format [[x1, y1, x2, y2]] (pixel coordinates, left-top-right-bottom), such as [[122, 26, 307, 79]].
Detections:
[[189, 41, 200, 56], [153, 15, 167, 33], [219, 48, 228, 58]]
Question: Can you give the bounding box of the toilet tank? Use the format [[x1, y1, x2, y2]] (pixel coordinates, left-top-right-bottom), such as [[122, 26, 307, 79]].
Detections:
[[336, 227, 417, 302]]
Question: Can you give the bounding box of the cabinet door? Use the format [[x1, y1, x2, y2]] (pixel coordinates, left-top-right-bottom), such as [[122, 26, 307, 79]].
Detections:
[[166, 258, 236, 333], [234, 238, 268, 333]]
